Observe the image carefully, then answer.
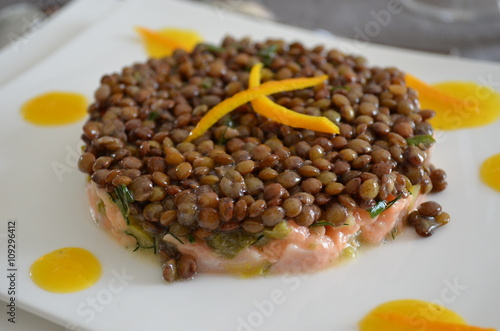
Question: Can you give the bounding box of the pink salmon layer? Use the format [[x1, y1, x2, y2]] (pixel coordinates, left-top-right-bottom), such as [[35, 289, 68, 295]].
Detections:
[[87, 181, 420, 276]]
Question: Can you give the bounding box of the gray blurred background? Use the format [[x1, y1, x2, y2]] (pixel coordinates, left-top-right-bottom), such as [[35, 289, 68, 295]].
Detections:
[[1, 0, 500, 61]]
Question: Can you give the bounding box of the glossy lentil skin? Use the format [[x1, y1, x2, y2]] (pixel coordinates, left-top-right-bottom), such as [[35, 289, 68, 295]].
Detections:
[[79, 36, 449, 281], [407, 201, 449, 237]]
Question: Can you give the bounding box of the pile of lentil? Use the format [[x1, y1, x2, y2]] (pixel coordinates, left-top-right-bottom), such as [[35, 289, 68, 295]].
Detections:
[[78, 36, 449, 281]]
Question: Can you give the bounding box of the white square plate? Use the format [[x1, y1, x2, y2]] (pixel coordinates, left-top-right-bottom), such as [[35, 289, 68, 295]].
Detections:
[[1, 0, 499, 330]]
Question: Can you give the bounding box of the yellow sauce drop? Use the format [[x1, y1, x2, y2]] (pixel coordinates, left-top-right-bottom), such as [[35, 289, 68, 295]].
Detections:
[[416, 81, 500, 130], [30, 247, 102, 293], [481, 153, 500, 193], [135, 27, 203, 58], [21, 91, 88, 126], [359, 299, 495, 331]]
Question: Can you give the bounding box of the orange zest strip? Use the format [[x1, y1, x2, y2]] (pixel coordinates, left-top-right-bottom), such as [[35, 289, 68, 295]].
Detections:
[[185, 67, 329, 142], [135, 26, 187, 52], [405, 73, 469, 107], [249, 63, 339, 134], [375, 313, 496, 331]]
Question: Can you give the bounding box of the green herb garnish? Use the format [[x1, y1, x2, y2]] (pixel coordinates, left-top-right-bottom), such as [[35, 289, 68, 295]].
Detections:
[[168, 232, 185, 245], [133, 71, 142, 82], [390, 227, 398, 240], [203, 44, 225, 53], [218, 127, 229, 145], [217, 116, 235, 145], [113, 184, 134, 225], [97, 199, 106, 216], [188, 234, 196, 244], [369, 202, 386, 219], [127, 232, 140, 252], [331, 86, 350, 92], [152, 236, 158, 254], [406, 134, 436, 147], [258, 44, 278, 66], [148, 111, 159, 121], [201, 76, 214, 89], [126, 225, 155, 252], [252, 234, 265, 245], [224, 116, 236, 128], [369, 195, 402, 218], [310, 221, 350, 227], [310, 221, 336, 227], [205, 230, 257, 258]]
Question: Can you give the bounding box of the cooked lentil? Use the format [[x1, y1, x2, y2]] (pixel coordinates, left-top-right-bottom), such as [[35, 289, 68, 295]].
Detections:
[[407, 201, 448, 237]]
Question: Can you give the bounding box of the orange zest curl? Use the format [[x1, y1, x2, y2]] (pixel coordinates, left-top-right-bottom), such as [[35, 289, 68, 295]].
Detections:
[[249, 62, 339, 135], [185, 62, 335, 142], [405, 73, 468, 107]]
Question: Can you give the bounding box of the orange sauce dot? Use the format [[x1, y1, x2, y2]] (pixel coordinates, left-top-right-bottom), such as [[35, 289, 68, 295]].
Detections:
[[480, 153, 500, 193], [430, 82, 500, 130], [408, 79, 500, 130], [21, 91, 87, 126], [135, 26, 202, 58], [30, 247, 101, 293], [359, 299, 495, 331]]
